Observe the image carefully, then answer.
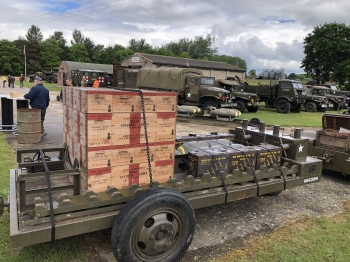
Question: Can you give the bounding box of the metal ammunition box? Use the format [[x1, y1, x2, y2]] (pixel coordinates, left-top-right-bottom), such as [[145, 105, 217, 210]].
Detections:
[[253, 144, 282, 168], [188, 150, 213, 178], [175, 133, 235, 148]]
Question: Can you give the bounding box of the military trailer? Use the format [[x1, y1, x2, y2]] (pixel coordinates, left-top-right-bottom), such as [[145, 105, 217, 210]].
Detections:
[[214, 77, 260, 113], [303, 86, 332, 112], [243, 79, 306, 114], [302, 114, 350, 176], [71, 69, 109, 87], [305, 85, 347, 110], [0, 105, 323, 261], [135, 68, 237, 114]]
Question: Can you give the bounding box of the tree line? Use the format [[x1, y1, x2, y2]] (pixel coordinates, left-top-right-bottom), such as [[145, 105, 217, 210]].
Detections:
[[0, 25, 247, 76]]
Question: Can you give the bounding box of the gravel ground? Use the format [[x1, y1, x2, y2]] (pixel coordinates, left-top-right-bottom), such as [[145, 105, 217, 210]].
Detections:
[[1, 85, 350, 261]]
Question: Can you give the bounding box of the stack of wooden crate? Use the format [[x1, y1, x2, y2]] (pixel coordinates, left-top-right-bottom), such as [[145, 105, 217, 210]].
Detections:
[[62, 86, 177, 193]]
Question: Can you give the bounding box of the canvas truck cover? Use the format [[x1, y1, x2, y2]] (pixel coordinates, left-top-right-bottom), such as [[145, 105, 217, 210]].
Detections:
[[136, 67, 203, 91]]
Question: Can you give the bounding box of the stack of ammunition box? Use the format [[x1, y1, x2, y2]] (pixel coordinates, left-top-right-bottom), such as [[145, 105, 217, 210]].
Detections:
[[62, 86, 177, 193]]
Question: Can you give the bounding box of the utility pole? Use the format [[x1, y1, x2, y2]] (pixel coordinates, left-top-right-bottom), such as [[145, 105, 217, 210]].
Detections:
[[24, 45, 26, 78]]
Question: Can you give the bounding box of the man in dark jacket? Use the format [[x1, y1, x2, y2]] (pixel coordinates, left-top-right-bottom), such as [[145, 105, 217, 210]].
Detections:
[[24, 76, 50, 136]]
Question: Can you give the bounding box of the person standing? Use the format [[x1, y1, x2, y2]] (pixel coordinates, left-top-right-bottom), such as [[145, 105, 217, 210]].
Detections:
[[24, 76, 50, 136], [93, 78, 99, 88], [19, 74, 24, 87], [7, 75, 11, 87], [2, 75, 6, 87], [10, 76, 15, 88]]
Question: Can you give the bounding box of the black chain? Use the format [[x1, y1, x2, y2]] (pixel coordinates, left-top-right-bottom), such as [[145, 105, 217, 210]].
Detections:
[[113, 87, 153, 187]]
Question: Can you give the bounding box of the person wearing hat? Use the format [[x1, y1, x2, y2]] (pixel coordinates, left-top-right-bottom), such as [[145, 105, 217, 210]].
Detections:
[[24, 76, 50, 136]]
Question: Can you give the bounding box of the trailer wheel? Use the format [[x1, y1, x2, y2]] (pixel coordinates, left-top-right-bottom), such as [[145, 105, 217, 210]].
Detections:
[[247, 106, 259, 113], [202, 101, 218, 116], [305, 102, 317, 112], [275, 99, 290, 114], [236, 101, 246, 113], [317, 108, 327, 112], [111, 187, 195, 262]]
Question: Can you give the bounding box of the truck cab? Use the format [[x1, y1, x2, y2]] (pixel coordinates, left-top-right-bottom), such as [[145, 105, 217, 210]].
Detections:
[[303, 86, 331, 112]]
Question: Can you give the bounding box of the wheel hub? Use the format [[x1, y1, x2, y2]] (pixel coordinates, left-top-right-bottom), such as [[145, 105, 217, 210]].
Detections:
[[135, 212, 180, 257]]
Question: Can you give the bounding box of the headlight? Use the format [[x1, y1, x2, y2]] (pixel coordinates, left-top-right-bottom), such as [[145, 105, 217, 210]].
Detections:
[[248, 96, 251, 99], [218, 93, 222, 98]]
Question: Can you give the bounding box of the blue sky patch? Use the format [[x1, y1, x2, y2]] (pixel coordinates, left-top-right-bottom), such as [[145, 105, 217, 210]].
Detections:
[[43, 1, 79, 13]]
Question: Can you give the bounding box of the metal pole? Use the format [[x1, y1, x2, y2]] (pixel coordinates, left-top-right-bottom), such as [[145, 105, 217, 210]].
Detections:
[[24, 45, 26, 78]]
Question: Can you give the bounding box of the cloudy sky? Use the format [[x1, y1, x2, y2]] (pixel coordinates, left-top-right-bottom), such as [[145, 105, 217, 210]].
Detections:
[[1, 0, 349, 75]]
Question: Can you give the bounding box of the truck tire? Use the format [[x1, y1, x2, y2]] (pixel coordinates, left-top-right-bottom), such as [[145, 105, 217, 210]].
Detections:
[[236, 101, 246, 113], [202, 101, 218, 116], [290, 104, 302, 113], [275, 99, 290, 114], [247, 106, 259, 113], [111, 187, 195, 262], [305, 102, 317, 112], [317, 108, 327, 112], [266, 190, 282, 196]]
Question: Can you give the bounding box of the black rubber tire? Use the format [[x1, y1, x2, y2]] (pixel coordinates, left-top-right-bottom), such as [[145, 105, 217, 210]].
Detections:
[[317, 108, 327, 112], [304, 102, 317, 112], [249, 117, 260, 126], [111, 187, 195, 262], [290, 104, 303, 113], [266, 190, 282, 196], [333, 102, 339, 110], [265, 101, 274, 108], [275, 99, 291, 114], [236, 100, 246, 113], [202, 101, 218, 115], [247, 106, 259, 113]]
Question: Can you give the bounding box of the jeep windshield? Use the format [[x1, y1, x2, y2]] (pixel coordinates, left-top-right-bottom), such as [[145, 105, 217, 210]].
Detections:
[[201, 77, 215, 85], [292, 82, 304, 89]]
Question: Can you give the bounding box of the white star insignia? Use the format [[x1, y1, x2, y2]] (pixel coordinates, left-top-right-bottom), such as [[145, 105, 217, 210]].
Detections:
[[298, 144, 304, 153], [187, 92, 191, 98]]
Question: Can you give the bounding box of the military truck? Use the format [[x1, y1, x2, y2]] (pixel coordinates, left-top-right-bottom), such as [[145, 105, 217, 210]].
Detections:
[[214, 77, 260, 113], [44, 71, 57, 83], [243, 79, 306, 113], [303, 86, 332, 112], [305, 85, 347, 110], [71, 69, 109, 87], [135, 68, 237, 114], [28, 71, 44, 82], [321, 83, 350, 107]]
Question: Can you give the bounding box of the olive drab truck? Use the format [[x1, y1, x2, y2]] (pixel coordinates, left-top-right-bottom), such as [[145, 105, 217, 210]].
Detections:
[[71, 69, 109, 87], [135, 67, 237, 114], [303, 86, 332, 112], [215, 77, 260, 113], [305, 85, 348, 110], [243, 79, 306, 113]]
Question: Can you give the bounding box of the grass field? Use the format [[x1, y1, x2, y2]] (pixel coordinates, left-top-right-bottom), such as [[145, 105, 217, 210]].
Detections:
[[13, 79, 62, 92]]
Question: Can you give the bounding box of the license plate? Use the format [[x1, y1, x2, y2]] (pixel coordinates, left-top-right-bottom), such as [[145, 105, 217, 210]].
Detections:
[[221, 103, 237, 107]]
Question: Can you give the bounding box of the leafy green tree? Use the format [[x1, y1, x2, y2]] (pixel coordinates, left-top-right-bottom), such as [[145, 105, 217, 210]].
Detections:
[[128, 38, 153, 53], [210, 55, 247, 70], [13, 37, 41, 74], [0, 40, 21, 74], [83, 37, 95, 62], [180, 52, 190, 58], [301, 22, 350, 89], [49, 31, 68, 60], [93, 44, 106, 64], [40, 38, 62, 69], [71, 29, 85, 45], [155, 48, 174, 57], [249, 69, 256, 76], [26, 25, 43, 44], [288, 73, 297, 79], [115, 49, 134, 64], [68, 43, 90, 62]]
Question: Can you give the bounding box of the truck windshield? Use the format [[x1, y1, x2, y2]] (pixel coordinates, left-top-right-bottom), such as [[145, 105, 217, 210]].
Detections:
[[329, 85, 337, 91], [292, 82, 304, 89], [201, 77, 215, 85]]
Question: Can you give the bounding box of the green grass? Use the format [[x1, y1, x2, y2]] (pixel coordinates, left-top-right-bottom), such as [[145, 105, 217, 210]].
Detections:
[[13, 80, 62, 92], [0, 133, 90, 262], [236, 104, 333, 127], [212, 211, 350, 262]]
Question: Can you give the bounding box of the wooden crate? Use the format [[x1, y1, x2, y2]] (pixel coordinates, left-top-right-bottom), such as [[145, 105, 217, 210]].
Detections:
[[153, 141, 175, 161], [316, 130, 350, 153], [112, 90, 157, 112], [156, 112, 176, 142], [80, 167, 111, 194], [157, 92, 177, 112], [76, 88, 113, 113], [322, 114, 350, 130]]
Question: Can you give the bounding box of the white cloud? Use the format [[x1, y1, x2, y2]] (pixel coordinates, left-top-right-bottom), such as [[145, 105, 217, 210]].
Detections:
[[1, 0, 350, 75]]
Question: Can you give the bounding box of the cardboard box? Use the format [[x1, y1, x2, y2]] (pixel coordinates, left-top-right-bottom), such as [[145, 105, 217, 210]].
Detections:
[[157, 92, 177, 112], [111, 162, 155, 189], [112, 90, 157, 112], [77, 88, 113, 113], [80, 167, 112, 194]]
